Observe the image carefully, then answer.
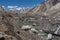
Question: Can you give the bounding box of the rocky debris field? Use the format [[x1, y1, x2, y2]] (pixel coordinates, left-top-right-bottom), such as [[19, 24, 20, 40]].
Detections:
[[0, 0, 60, 40]]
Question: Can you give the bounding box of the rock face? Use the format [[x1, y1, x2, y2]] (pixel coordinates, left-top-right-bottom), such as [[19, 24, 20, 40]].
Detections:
[[45, 0, 60, 5], [26, 0, 60, 14], [26, 2, 47, 14], [38, 0, 60, 35]]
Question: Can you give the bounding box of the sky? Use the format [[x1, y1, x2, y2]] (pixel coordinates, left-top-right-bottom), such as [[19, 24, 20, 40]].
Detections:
[[0, 0, 44, 7]]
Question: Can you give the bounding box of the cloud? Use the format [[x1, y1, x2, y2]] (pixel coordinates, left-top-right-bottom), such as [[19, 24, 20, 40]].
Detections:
[[8, 6, 18, 8], [8, 6, 24, 10], [8, 7, 22, 11], [9, 7, 22, 11]]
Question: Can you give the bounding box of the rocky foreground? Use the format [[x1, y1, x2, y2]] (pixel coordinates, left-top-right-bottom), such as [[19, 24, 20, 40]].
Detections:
[[0, 0, 60, 40]]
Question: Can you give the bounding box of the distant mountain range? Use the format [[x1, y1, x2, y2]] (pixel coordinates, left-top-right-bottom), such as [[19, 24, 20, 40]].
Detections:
[[0, 5, 32, 14]]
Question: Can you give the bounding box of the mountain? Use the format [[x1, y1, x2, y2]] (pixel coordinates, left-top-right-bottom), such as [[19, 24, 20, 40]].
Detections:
[[7, 7, 31, 14], [0, 0, 60, 40], [26, 0, 60, 14]]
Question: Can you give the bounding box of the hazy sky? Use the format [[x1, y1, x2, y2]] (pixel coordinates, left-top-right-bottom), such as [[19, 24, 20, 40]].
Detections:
[[0, 0, 44, 7]]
